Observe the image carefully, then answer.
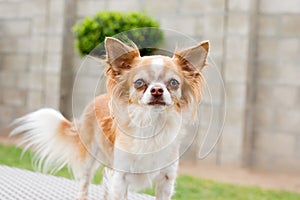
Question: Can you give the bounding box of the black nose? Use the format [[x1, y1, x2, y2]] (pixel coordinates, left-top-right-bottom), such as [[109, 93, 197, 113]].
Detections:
[[150, 87, 164, 97]]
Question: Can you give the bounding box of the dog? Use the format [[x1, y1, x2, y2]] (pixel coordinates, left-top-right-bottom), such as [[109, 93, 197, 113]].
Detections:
[[11, 37, 209, 200]]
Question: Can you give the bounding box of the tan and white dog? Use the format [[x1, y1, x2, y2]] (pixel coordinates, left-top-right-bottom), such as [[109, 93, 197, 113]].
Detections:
[[11, 37, 209, 200]]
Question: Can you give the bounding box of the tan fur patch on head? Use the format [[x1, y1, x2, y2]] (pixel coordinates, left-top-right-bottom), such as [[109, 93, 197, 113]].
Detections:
[[172, 41, 209, 119], [171, 56, 204, 120], [105, 37, 140, 95]]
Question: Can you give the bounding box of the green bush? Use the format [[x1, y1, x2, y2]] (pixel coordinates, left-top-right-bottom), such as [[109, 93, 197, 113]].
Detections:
[[72, 11, 164, 56]]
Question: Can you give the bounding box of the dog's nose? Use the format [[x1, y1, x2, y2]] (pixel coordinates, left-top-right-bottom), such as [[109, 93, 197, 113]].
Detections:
[[150, 87, 164, 97]]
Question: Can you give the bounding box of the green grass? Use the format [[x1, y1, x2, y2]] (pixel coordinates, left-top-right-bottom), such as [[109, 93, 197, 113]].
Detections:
[[0, 144, 299, 200]]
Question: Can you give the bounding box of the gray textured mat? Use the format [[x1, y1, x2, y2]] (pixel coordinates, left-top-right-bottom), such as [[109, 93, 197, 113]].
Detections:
[[0, 165, 154, 200]]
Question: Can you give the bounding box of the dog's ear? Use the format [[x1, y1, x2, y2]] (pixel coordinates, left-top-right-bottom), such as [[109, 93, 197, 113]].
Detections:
[[173, 41, 209, 72], [105, 37, 140, 73]]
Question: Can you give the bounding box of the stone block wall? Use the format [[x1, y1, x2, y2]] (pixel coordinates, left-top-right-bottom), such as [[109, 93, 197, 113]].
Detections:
[[252, 0, 300, 173], [0, 0, 299, 173], [0, 0, 63, 130]]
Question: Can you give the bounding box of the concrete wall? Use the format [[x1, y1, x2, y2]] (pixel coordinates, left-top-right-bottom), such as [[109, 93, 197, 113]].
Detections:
[[0, 0, 65, 130], [0, 0, 299, 173], [253, 0, 300, 173]]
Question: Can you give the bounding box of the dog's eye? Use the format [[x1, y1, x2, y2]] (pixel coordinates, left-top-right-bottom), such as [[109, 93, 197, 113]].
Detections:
[[168, 79, 180, 90], [134, 79, 146, 89]]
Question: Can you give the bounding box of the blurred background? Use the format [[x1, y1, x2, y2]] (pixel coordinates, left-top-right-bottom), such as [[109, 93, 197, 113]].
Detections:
[[0, 0, 299, 196]]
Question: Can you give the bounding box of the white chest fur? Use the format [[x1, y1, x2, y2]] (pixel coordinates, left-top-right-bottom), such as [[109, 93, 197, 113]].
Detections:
[[113, 105, 183, 175]]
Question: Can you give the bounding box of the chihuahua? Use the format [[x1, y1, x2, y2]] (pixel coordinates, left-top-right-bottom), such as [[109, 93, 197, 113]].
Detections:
[[11, 37, 209, 200]]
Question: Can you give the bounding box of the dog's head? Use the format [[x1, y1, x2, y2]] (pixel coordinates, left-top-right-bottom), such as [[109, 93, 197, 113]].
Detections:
[[105, 37, 209, 120]]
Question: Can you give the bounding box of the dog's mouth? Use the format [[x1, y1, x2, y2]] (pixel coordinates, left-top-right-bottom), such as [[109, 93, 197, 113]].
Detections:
[[148, 101, 166, 106]]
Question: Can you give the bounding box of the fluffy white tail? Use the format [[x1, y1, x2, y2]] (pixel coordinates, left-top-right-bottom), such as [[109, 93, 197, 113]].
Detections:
[[10, 108, 80, 175]]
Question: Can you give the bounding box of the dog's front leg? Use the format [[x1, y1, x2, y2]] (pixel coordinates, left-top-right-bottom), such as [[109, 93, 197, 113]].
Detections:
[[75, 144, 101, 200], [75, 155, 99, 200], [107, 171, 128, 200], [156, 173, 176, 200], [155, 162, 178, 200]]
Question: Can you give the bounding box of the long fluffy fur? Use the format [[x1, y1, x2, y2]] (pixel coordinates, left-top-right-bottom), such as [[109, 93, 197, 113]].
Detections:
[[10, 108, 81, 176]]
